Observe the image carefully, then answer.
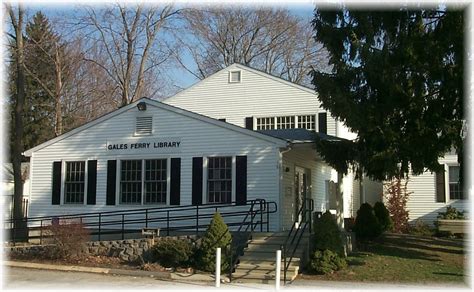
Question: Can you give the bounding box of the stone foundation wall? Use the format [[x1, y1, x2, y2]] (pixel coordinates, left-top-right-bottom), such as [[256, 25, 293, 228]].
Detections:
[[6, 235, 197, 263]]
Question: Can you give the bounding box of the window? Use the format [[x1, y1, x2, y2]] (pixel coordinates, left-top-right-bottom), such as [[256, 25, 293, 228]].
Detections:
[[207, 157, 232, 203], [120, 160, 142, 204], [276, 116, 295, 129], [256, 117, 275, 130], [229, 71, 241, 83], [135, 116, 152, 135], [120, 159, 168, 205], [64, 161, 86, 204], [144, 159, 167, 204], [298, 115, 316, 131], [448, 165, 464, 200]]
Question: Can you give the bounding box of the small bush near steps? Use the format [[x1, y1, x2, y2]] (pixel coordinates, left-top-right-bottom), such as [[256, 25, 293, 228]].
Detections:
[[313, 210, 344, 255], [308, 250, 347, 275], [196, 212, 232, 272], [151, 238, 194, 268]]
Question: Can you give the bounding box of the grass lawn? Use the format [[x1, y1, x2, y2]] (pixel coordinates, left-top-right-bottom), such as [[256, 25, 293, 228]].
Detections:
[[301, 233, 467, 284]]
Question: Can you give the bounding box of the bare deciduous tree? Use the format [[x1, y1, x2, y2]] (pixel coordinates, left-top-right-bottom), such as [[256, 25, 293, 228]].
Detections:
[[176, 6, 328, 86], [6, 3, 27, 239], [78, 3, 181, 106]]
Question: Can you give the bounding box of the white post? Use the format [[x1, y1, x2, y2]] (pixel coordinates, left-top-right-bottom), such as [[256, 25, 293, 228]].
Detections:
[[275, 249, 281, 290], [215, 247, 221, 288]]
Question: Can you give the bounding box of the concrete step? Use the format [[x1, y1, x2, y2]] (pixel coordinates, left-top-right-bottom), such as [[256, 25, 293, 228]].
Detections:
[[231, 268, 299, 283], [239, 256, 301, 264]]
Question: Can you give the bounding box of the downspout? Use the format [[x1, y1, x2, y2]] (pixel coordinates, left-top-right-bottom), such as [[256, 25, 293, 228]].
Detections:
[[278, 143, 292, 232]]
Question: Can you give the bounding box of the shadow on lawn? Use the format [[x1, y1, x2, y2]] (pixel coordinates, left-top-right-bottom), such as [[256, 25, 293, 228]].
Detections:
[[382, 234, 464, 255], [355, 238, 440, 262]]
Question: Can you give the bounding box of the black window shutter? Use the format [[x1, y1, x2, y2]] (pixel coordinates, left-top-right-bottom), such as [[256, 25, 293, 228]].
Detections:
[[106, 160, 117, 205], [436, 168, 446, 203], [318, 112, 327, 134], [236, 156, 247, 205], [52, 161, 62, 205], [87, 160, 97, 205], [192, 157, 203, 205], [245, 117, 254, 130], [170, 158, 181, 205]]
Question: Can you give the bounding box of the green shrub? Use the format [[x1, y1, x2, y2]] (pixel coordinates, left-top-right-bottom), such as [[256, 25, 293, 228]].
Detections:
[[313, 211, 344, 255], [152, 238, 194, 268], [409, 219, 434, 237], [353, 203, 382, 241], [196, 212, 232, 272], [373, 202, 393, 232], [437, 206, 465, 220], [307, 249, 347, 274]]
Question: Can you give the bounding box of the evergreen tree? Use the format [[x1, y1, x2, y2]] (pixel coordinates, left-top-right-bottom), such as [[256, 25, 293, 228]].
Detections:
[[196, 212, 232, 272], [311, 7, 465, 181], [8, 11, 58, 160]]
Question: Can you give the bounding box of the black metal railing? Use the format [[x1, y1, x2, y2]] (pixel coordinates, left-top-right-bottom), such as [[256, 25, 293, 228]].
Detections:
[[227, 200, 277, 282], [281, 198, 314, 284], [4, 199, 278, 245]]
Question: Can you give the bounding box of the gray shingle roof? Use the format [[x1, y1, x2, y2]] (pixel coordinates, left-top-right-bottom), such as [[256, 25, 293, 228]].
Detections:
[[257, 129, 346, 143]]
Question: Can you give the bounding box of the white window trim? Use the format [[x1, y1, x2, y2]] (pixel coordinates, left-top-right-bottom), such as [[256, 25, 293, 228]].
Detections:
[[446, 163, 463, 201], [61, 160, 88, 206], [229, 70, 242, 83], [116, 157, 171, 206], [202, 155, 237, 204]]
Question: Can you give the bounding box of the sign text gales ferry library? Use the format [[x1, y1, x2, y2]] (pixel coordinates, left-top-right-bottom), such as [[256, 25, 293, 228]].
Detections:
[[106, 138, 181, 153]]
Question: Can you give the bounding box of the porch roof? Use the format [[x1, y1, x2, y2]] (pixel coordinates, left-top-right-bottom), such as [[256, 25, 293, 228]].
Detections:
[[257, 128, 347, 144]]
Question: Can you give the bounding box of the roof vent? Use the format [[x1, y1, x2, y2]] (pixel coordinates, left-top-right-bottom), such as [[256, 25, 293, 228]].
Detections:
[[135, 116, 152, 135]]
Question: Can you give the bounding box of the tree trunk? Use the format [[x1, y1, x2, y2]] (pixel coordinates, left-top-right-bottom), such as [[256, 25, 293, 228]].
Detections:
[[10, 5, 28, 241], [54, 44, 63, 136]]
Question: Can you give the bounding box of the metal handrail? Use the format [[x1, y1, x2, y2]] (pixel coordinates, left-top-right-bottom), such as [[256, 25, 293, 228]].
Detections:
[[282, 198, 314, 284], [5, 199, 278, 245]]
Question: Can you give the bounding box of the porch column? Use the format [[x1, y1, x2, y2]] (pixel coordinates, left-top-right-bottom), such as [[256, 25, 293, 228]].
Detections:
[[336, 171, 344, 229]]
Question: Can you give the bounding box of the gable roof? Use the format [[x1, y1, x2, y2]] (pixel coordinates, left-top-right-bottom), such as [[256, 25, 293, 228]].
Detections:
[[165, 63, 317, 103], [23, 98, 288, 156]]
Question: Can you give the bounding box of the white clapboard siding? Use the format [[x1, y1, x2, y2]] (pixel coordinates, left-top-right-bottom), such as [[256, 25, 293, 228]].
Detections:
[[165, 64, 338, 136], [383, 154, 468, 225], [28, 101, 283, 231]]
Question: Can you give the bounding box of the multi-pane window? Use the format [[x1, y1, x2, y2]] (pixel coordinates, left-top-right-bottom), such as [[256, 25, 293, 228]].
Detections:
[[276, 116, 295, 129], [208, 157, 232, 204], [145, 159, 167, 204], [120, 160, 143, 204], [64, 161, 85, 204], [256, 117, 275, 130], [298, 115, 316, 131], [449, 165, 464, 200]]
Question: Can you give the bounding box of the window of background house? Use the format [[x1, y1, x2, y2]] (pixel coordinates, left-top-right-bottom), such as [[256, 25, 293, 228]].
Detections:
[[64, 161, 86, 204], [449, 165, 464, 200], [144, 159, 167, 204], [207, 157, 232, 203], [256, 117, 275, 130], [276, 116, 295, 129], [298, 115, 316, 131]]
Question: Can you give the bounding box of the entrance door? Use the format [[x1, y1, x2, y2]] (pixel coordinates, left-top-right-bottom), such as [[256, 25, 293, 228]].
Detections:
[[294, 167, 308, 225]]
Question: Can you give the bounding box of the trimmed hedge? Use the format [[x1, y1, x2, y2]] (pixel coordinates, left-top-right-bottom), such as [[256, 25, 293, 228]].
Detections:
[[152, 238, 193, 268], [308, 249, 347, 274], [353, 203, 382, 241], [374, 201, 393, 232]]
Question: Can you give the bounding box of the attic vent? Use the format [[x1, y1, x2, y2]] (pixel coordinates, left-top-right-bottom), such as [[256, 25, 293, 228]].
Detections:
[[135, 116, 152, 135], [229, 71, 241, 83]]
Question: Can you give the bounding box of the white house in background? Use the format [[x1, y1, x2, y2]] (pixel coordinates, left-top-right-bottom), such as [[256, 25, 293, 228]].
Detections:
[[388, 152, 468, 224], [2, 163, 30, 224], [164, 63, 382, 220]]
